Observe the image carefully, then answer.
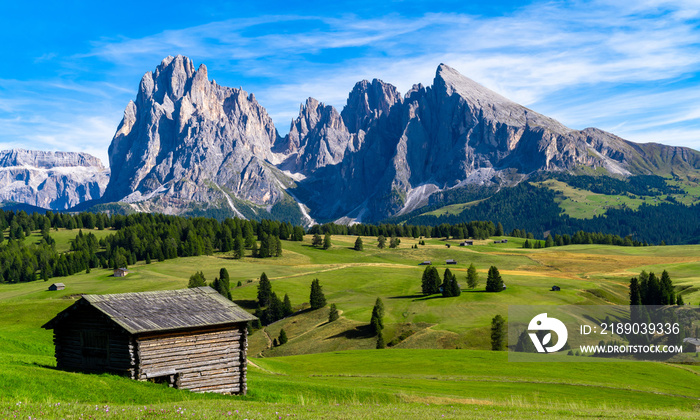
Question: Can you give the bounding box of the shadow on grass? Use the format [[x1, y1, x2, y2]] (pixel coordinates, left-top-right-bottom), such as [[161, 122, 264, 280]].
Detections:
[[388, 294, 425, 299], [326, 324, 374, 340]]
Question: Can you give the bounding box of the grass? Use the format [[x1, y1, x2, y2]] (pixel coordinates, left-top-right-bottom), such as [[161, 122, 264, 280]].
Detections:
[[1, 234, 700, 418]]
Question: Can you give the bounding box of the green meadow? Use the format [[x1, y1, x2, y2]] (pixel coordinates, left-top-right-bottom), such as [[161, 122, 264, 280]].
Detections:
[[1, 230, 699, 418]]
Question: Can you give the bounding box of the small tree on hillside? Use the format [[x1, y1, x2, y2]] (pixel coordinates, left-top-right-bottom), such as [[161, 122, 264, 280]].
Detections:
[[466, 263, 479, 289], [376, 330, 386, 349], [377, 235, 386, 249], [278, 329, 288, 345], [312, 233, 323, 248], [328, 303, 339, 322], [309, 278, 327, 309], [323, 233, 332, 250], [485, 266, 504, 292], [188, 271, 206, 288], [370, 297, 385, 336], [421, 266, 441, 295], [233, 235, 245, 259], [354, 236, 364, 251], [496, 222, 504, 236], [282, 293, 293, 317], [389, 236, 400, 248], [442, 269, 456, 297], [257, 272, 272, 307], [514, 330, 536, 353], [491, 314, 506, 351]]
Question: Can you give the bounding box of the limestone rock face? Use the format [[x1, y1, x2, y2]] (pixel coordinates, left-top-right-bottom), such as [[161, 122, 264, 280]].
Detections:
[[0, 150, 108, 210], [97, 57, 700, 223], [276, 98, 356, 174], [103, 55, 284, 215]]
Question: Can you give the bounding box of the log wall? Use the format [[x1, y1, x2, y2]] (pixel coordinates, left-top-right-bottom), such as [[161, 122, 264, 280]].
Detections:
[[52, 306, 136, 377], [136, 323, 248, 394]]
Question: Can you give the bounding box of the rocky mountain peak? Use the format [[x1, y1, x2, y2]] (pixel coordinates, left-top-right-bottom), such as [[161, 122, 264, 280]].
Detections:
[[341, 79, 402, 133], [0, 150, 109, 210]]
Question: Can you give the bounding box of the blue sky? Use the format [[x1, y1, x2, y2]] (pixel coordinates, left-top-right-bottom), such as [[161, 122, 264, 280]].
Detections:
[[2, 0, 700, 165]]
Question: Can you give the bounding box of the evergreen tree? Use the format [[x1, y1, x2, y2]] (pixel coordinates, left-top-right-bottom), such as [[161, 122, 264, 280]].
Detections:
[[282, 293, 293, 316], [660, 270, 674, 305], [466, 263, 479, 289], [677, 294, 685, 306], [629, 277, 642, 306], [233, 235, 245, 259], [370, 297, 385, 335], [523, 239, 531, 249], [187, 271, 206, 288], [647, 272, 661, 305], [257, 272, 272, 308], [376, 330, 386, 349], [442, 269, 455, 297], [377, 235, 386, 249], [485, 266, 504, 292], [354, 236, 364, 251], [514, 330, 536, 352], [266, 292, 284, 323], [449, 271, 461, 297], [275, 236, 283, 257], [145, 253, 151, 264], [312, 233, 323, 247], [496, 222, 504, 236], [323, 232, 332, 250], [491, 314, 506, 351], [278, 329, 288, 345], [389, 236, 400, 248], [421, 266, 441, 295], [236, 280, 242, 287], [251, 240, 259, 258], [309, 278, 327, 309], [545, 234, 554, 248], [328, 303, 339, 322]]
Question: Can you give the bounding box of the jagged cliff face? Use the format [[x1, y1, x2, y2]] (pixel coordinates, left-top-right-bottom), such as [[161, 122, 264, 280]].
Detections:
[[98, 56, 700, 223], [104, 55, 285, 216], [0, 150, 108, 210]]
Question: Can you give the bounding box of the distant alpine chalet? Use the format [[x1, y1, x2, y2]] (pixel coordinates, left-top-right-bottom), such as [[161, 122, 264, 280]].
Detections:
[[98, 55, 700, 223]]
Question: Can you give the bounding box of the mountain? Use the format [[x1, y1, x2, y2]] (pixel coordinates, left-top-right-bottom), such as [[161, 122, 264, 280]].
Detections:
[[102, 55, 310, 222], [0, 149, 108, 210], [99, 56, 700, 224]]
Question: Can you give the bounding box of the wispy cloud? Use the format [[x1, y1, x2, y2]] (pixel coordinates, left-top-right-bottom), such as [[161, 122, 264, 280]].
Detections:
[[3, 0, 700, 161]]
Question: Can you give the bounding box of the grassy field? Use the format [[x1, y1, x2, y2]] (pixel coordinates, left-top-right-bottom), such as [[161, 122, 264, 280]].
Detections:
[[1, 232, 699, 418]]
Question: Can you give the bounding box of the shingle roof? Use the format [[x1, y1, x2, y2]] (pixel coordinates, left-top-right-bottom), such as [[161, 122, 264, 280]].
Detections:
[[42, 287, 257, 334]]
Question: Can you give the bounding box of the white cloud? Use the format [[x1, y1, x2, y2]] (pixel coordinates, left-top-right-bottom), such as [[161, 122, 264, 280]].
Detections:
[[3, 0, 700, 158]]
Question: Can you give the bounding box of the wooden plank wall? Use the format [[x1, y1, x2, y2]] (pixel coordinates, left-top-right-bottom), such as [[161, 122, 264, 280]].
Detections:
[[136, 324, 248, 394], [52, 306, 135, 377]]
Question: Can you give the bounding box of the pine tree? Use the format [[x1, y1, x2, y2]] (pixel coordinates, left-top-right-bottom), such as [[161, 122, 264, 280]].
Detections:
[[278, 329, 288, 345], [145, 253, 151, 264], [421, 266, 441, 295], [233, 235, 245, 259], [660, 270, 674, 305], [389, 236, 400, 248], [523, 239, 531, 249], [491, 314, 506, 351], [677, 294, 685, 306], [354, 236, 364, 251], [466, 263, 479, 289], [496, 222, 504, 236], [251, 240, 259, 258], [449, 271, 461, 297], [236, 280, 242, 287], [282, 293, 293, 316], [370, 297, 384, 335], [376, 331, 386, 349], [309, 278, 326, 309], [267, 292, 284, 322], [187, 271, 206, 288], [514, 330, 536, 353], [442, 269, 454, 297], [485, 266, 504, 292], [545, 234, 554, 248], [377, 235, 386, 249], [312, 233, 323, 248], [257, 272, 272, 307], [323, 233, 332, 250], [275, 236, 283, 257], [328, 303, 339, 322]]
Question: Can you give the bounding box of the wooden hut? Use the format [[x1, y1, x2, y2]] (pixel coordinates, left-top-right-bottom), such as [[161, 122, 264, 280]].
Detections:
[[113, 267, 129, 277], [446, 259, 457, 265], [459, 241, 474, 246], [419, 261, 432, 265], [42, 287, 257, 394], [48, 283, 65, 291]]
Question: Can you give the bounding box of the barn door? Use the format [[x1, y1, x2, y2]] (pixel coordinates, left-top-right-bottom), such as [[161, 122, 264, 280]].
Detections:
[[81, 330, 109, 370]]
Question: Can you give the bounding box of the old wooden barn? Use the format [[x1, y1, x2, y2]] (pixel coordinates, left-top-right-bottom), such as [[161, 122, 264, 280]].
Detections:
[[42, 287, 257, 394]]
